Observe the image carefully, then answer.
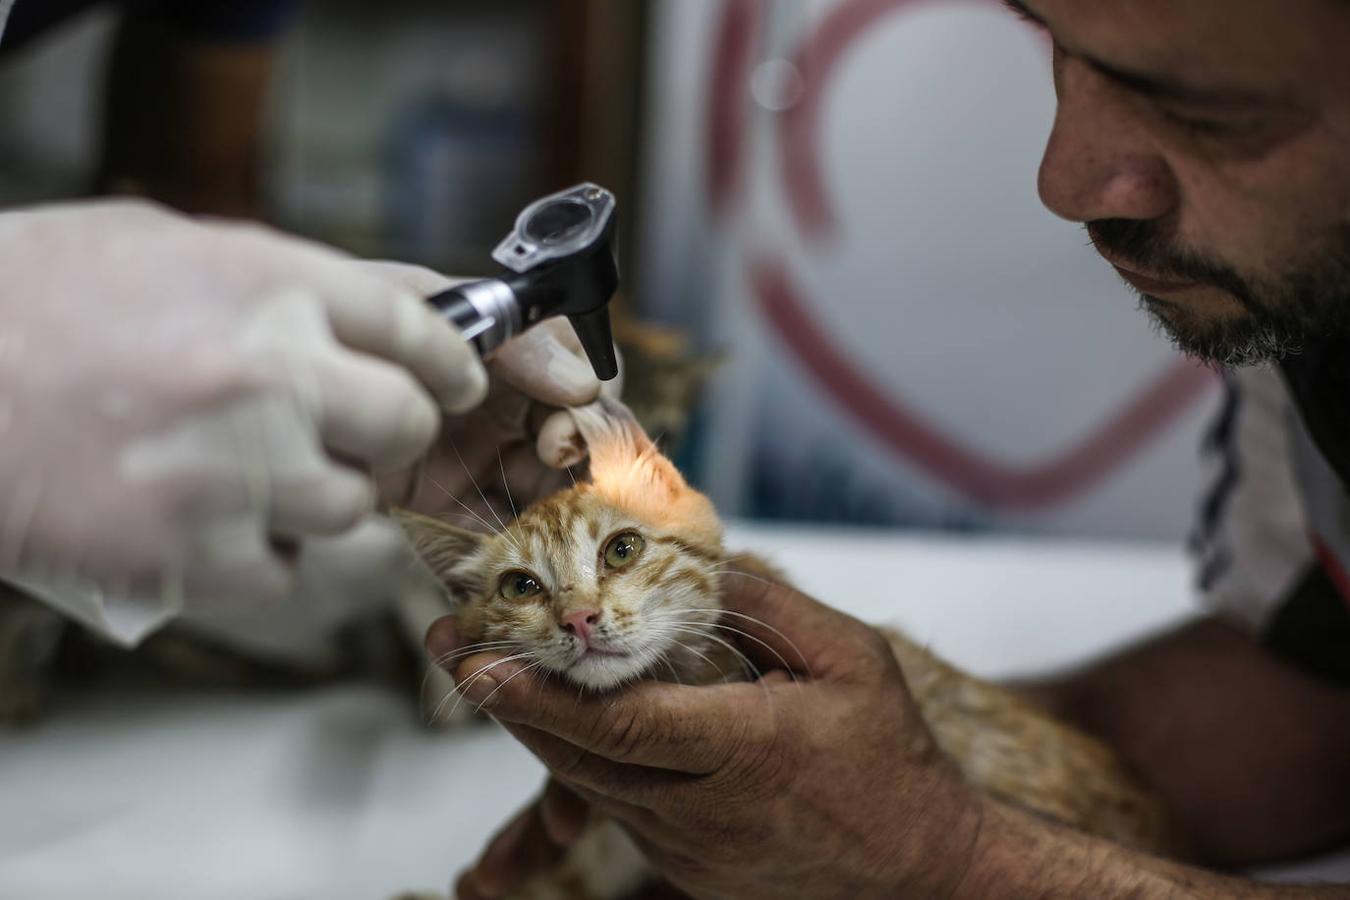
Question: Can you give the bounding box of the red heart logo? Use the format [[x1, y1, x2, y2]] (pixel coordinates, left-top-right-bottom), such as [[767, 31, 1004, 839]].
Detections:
[[708, 0, 1215, 510]]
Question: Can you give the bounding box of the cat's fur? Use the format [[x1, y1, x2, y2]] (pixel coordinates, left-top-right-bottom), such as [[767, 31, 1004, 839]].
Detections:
[[400, 400, 1181, 900]]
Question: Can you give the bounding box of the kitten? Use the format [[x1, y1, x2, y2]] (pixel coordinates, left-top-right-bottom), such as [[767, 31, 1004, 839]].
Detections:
[[403, 400, 1180, 899]]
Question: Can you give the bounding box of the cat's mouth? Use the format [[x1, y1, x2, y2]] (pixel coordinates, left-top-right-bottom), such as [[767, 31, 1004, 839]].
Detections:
[[564, 644, 649, 690], [579, 647, 627, 659]]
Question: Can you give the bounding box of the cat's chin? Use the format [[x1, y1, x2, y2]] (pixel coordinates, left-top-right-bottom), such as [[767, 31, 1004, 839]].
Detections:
[[563, 651, 650, 691]]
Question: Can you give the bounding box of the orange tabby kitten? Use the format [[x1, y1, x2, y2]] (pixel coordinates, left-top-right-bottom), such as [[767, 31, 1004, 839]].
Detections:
[[400, 401, 1179, 899]]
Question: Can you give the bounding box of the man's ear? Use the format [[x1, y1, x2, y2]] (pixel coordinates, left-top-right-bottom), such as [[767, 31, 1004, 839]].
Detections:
[[391, 509, 487, 598]]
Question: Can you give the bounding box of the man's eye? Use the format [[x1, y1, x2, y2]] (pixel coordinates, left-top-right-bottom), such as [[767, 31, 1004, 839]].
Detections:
[[1157, 108, 1256, 139], [499, 572, 543, 600]]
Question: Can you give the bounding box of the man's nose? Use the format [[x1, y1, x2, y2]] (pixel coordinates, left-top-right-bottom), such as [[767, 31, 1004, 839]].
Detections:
[[561, 608, 600, 643], [1037, 54, 1178, 225]]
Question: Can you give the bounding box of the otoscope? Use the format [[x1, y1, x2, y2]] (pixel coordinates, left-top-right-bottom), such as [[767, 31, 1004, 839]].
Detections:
[[426, 183, 620, 381]]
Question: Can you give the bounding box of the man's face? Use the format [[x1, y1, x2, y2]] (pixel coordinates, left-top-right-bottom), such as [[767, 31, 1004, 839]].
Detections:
[[1013, 0, 1350, 365]]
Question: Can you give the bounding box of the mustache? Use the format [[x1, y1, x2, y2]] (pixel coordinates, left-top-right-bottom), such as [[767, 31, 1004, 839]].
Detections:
[[1086, 218, 1249, 299]]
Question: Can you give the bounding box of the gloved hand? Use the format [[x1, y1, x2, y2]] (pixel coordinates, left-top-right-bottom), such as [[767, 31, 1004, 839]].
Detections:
[[0, 200, 488, 642], [368, 262, 623, 533]]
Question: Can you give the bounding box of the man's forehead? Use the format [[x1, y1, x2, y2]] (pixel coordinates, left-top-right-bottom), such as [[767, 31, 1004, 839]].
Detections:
[[1009, 0, 1349, 105]]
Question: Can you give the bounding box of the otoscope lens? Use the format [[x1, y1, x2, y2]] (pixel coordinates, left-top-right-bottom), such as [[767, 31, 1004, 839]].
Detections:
[[524, 199, 592, 245]]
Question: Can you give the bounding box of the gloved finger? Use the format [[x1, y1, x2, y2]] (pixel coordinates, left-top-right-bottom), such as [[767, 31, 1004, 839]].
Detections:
[[533, 377, 628, 469], [536, 411, 589, 469], [267, 463, 374, 538], [357, 259, 471, 297], [491, 320, 603, 408], [183, 518, 296, 605], [313, 350, 441, 470], [319, 271, 488, 415]]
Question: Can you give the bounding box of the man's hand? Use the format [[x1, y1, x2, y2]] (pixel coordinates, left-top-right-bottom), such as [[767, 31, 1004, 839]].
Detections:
[[433, 582, 1350, 900], [428, 571, 985, 900]]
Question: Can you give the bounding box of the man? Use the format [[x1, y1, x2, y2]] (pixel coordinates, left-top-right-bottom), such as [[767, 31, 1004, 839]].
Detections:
[[436, 0, 1350, 896]]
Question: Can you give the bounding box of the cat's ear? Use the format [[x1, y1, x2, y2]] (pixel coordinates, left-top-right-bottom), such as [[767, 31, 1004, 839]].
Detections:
[[391, 509, 487, 598], [570, 397, 722, 546]]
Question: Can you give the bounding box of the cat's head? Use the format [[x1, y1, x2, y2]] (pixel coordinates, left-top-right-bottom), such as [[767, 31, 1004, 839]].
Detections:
[[400, 400, 726, 691]]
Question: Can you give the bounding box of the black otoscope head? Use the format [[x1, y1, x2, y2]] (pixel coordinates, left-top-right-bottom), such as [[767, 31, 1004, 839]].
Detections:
[[426, 183, 621, 381], [497, 184, 620, 380]]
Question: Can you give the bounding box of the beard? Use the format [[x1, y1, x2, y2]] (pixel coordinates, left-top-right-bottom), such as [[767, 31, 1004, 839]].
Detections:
[[1087, 218, 1350, 367]]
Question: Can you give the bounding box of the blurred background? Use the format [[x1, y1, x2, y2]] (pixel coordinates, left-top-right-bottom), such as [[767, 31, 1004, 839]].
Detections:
[[0, 0, 1221, 543]]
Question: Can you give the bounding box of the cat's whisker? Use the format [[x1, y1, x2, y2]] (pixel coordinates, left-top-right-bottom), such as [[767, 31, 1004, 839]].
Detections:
[[425, 474, 511, 543], [665, 636, 731, 686], [700, 621, 801, 685], [659, 656, 685, 686], [422, 640, 519, 695], [667, 623, 763, 682], [497, 447, 520, 522], [667, 625, 778, 713], [447, 436, 516, 545], [707, 552, 756, 567], [420, 640, 520, 710], [432, 652, 535, 723], [679, 606, 814, 678], [474, 659, 545, 714], [565, 465, 578, 487], [427, 641, 518, 670]]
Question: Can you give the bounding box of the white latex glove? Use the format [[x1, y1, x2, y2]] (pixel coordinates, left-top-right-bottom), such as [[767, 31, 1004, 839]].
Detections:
[[0, 200, 488, 643], [369, 262, 623, 531]]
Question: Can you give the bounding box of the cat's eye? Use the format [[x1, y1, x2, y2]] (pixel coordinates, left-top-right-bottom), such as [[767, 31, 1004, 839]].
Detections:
[[499, 571, 543, 601], [603, 532, 645, 569]]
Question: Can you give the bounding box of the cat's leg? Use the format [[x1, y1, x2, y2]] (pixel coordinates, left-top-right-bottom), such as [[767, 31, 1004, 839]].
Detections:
[[0, 584, 66, 725]]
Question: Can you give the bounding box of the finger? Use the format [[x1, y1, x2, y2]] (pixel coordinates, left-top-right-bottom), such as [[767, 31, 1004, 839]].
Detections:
[[716, 564, 885, 679], [539, 767, 690, 853], [183, 518, 296, 605], [357, 259, 471, 297], [469, 797, 570, 898], [321, 269, 488, 415], [530, 362, 626, 470], [450, 652, 777, 774], [268, 463, 374, 537], [425, 615, 464, 664], [536, 409, 589, 469], [491, 321, 603, 408], [540, 777, 587, 845], [313, 351, 440, 469], [496, 721, 687, 809]]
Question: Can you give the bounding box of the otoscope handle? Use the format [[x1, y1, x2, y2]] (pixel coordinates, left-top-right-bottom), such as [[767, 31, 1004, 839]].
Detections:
[[427, 279, 523, 359]]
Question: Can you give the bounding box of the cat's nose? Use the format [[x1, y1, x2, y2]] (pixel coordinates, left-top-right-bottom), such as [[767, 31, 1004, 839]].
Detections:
[[561, 609, 600, 643]]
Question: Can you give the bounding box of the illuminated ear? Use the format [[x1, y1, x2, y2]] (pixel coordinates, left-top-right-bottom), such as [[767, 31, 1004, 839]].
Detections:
[[391, 509, 487, 598], [570, 397, 722, 546]]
